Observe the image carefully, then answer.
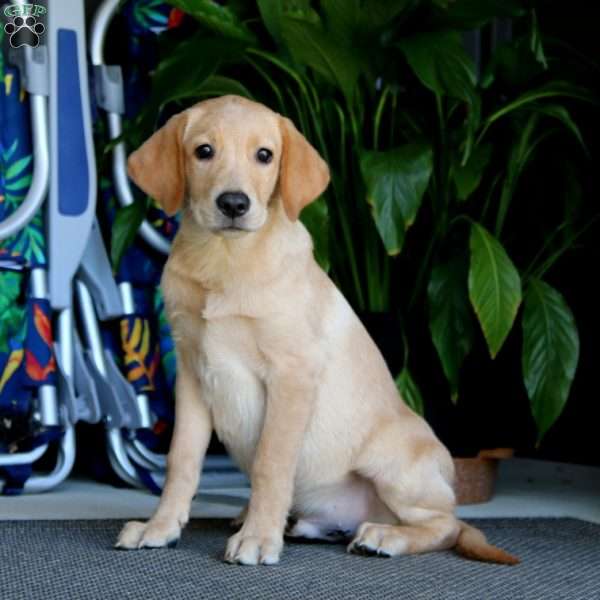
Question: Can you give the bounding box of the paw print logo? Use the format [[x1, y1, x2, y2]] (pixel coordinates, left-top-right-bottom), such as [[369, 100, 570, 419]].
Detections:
[[4, 15, 45, 48]]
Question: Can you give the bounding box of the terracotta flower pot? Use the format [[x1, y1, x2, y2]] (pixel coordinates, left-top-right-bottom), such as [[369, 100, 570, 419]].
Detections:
[[453, 448, 513, 505]]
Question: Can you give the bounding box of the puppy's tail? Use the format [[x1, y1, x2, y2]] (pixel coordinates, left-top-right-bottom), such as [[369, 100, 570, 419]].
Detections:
[[455, 520, 520, 565]]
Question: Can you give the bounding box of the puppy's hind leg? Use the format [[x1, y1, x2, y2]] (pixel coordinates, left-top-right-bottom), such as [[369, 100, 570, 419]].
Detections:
[[349, 426, 460, 558], [116, 362, 212, 550], [349, 424, 519, 564]]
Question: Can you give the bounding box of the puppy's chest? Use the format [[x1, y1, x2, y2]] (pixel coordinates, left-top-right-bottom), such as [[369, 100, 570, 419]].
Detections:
[[194, 317, 267, 470]]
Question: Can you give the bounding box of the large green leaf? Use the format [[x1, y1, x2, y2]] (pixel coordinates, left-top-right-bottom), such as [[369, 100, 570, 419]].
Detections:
[[522, 279, 579, 443], [481, 36, 546, 90], [165, 0, 257, 44], [430, 0, 524, 29], [395, 368, 425, 416], [260, 0, 415, 58], [151, 35, 246, 105], [192, 75, 253, 99], [321, 0, 415, 44], [136, 34, 247, 139], [535, 104, 587, 153], [257, 0, 318, 47], [469, 223, 522, 357], [300, 196, 329, 271], [428, 256, 475, 401], [359, 0, 417, 31], [360, 143, 433, 255], [320, 0, 361, 42], [280, 14, 363, 105], [453, 143, 492, 201], [398, 31, 477, 104], [111, 200, 147, 272]]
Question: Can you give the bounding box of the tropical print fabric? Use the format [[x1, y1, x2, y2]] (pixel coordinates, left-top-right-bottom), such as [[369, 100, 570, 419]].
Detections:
[[0, 297, 55, 414], [0, 298, 56, 403], [0, 30, 45, 267], [0, 29, 59, 493], [0, 271, 25, 376], [22, 299, 56, 388], [0, 26, 52, 420], [120, 315, 160, 393], [154, 287, 175, 394], [0, 26, 54, 418], [0, 296, 57, 489], [128, 0, 172, 36]]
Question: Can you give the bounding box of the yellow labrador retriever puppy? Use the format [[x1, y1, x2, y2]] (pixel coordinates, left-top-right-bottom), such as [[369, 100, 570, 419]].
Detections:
[[116, 95, 518, 566]]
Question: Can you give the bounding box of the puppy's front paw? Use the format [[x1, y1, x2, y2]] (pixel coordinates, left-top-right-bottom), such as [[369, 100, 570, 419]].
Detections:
[[115, 518, 181, 550], [225, 528, 283, 565]]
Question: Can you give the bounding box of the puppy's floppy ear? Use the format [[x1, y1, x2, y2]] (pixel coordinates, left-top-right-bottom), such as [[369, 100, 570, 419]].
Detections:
[[127, 113, 188, 216], [279, 116, 330, 221]]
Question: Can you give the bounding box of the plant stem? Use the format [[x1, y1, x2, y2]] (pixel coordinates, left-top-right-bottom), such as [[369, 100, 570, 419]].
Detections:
[[480, 173, 502, 224], [408, 220, 438, 312], [373, 86, 390, 149], [329, 102, 365, 310], [532, 213, 600, 280], [408, 94, 449, 311], [389, 89, 398, 148], [522, 223, 568, 282], [435, 94, 449, 227], [244, 56, 285, 112]]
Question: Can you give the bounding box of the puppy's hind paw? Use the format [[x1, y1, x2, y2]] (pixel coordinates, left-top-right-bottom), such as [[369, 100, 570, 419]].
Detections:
[[348, 522, 407, 558]]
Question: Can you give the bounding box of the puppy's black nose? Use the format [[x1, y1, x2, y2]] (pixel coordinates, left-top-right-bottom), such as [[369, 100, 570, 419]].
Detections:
[[216, 192, 250, 218]]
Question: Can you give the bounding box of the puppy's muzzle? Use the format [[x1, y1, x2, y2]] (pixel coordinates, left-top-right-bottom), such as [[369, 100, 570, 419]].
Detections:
[[216, 191, 250, 219]]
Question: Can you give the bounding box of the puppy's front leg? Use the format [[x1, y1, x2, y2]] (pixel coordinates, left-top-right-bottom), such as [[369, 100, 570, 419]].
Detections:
[[225, 367, 315, 565], [116, 359, 212, 549]]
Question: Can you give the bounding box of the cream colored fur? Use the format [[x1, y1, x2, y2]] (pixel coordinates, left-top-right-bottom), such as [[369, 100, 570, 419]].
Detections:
[[115, 96, 518, 566]]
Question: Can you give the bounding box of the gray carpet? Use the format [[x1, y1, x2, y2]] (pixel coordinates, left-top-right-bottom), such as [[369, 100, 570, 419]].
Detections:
[[0, 518, 598, 600]]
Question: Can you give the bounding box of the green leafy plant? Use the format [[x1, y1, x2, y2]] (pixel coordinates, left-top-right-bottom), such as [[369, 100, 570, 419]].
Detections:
[[116, 0, 597, 446]]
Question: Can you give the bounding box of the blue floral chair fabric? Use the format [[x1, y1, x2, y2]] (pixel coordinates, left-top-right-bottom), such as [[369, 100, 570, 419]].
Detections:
[[0, 32, 60, 493]]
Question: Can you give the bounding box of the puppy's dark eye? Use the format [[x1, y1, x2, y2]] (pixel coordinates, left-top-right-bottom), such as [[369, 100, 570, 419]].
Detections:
[[256, 148, 273, 164], [195, 144, 214, 160]]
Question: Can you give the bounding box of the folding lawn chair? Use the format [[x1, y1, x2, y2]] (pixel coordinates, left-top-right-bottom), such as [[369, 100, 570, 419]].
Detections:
[[0, 28, 75, 494], [1, 0, 246, 495], [42, 0, 163, 492]]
